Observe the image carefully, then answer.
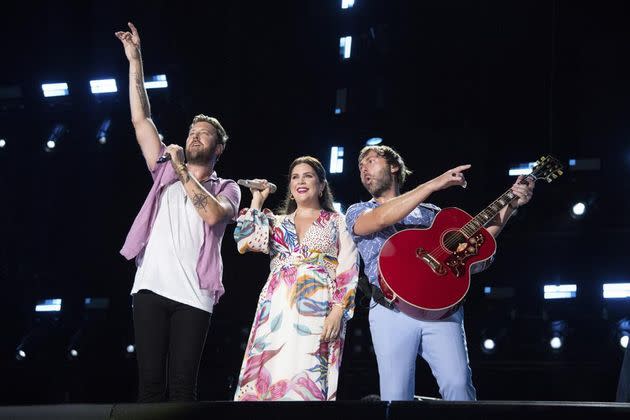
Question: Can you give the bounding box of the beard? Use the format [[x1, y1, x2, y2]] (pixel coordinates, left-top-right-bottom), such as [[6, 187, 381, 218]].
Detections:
[[186, 144, 215, 165], [363, 168, 394, 197]]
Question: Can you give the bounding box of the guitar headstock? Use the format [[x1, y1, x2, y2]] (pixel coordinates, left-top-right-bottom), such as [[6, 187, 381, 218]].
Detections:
[[531, 155, 564, 183]]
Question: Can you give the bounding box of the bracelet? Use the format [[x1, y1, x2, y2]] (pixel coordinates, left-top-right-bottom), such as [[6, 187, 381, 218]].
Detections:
[[332, 302, 344, 309]]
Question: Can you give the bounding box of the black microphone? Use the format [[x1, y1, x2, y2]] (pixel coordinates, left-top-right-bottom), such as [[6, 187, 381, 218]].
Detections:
[[237, 179, 277, 194], [156, 153, 171, 163]]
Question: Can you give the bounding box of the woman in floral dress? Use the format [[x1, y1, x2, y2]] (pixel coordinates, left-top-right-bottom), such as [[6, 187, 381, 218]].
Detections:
[[233, 156, 359, 401]]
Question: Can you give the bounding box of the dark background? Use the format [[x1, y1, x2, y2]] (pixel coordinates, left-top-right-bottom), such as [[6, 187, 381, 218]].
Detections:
[[0, 0, 628, 404]]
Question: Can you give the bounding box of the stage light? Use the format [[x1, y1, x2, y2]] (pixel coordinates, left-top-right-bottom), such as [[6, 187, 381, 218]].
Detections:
[[16, 349, 26, 361], [341, 0, 355, 9], [0, 139, 6, 148], [620, 335, 629, 349], [330, 146, 344, 174], [548, 320, 567, 352], [508, 161, 536, 176], [45, 124, 66, 152], [69, 349, 79, 358], [339, 36, 352, 59], [96, 119, 111, 144], [544, 284, 577, 300], [35, 298, 62, 313], [41, 82, 69, 98], [550, 336, 563, 350], [335, 88, 347, 115], [603, 283, 630, 299], [333, 202, 343, 212], [90, 79, 118, 94], [145, 74, 168, 89], [482, 338, 496, 353], [126, 344, 135, 354], [571, 202, 586, 218], [366, 137, 383, 146]]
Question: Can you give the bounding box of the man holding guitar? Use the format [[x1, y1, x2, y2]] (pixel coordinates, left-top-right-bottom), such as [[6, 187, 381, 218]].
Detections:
[[345, 145, 535, 401]]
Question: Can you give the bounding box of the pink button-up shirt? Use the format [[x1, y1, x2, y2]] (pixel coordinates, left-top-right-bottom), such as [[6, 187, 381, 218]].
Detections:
[[120, 155, 241, 304]]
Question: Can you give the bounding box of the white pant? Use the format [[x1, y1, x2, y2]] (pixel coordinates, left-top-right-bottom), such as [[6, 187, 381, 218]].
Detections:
[[368, 301, 476, 401]]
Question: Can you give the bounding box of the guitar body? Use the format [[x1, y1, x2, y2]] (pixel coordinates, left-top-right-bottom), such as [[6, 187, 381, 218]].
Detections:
[[378, 207, 497, 321]]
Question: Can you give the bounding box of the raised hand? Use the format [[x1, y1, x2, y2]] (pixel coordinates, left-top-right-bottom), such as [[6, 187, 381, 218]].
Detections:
[[250, 179, 272, 209], [428, 164, 471, 192], [114, 22, 142, 61]]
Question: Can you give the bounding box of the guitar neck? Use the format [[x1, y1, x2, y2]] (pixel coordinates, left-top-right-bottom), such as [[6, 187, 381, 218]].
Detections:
[[461, 175, 533, 237]]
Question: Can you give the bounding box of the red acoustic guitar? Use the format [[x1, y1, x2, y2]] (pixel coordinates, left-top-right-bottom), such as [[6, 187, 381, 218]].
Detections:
[[377, 156, 563, 321]]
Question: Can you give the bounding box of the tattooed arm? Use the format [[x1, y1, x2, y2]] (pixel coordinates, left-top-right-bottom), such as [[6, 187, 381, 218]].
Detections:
[[166, 144, 235, 225], [115, 22, 162, 171]]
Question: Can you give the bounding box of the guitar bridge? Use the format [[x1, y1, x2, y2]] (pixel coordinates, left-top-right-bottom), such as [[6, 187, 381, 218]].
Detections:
[[445, 233, 484, 277], [416, 248, 447, 276]]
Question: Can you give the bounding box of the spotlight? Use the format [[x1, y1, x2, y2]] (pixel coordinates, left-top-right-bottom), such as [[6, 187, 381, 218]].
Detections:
[[603, 283, 630, 299], [571, 202, 586, 218], [482, 338, 496, 353], [334, 88, 347, 115], [96, 119, 111, 144], [330, 146, 344, 174], [550, 336, 563, 350], [35, 298, 62, 313], [69, 349, 79, 358], [620, 335, 629, 349], [339, 36, 352, 59], [145, 74, 168, 90], [126, 344, 135, 354], [341, 0, 355, 9], [544, 284, 577, 300], [45, 124, 66, 152], [0, 138, 6, 148], [549, 320, 567, 352], [508, 161, 536, 176], [90, 79, 118, 94], [16, 348, 26, 361], [41, 82, 69, 98], [366, 137, 383, 146]]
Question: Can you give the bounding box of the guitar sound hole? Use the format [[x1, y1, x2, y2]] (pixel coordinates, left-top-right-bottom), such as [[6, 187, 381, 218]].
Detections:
[[442, 231, 467, 253]]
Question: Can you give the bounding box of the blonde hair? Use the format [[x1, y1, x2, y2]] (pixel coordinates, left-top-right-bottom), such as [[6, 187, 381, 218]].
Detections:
[[190, 114, 228, 145]]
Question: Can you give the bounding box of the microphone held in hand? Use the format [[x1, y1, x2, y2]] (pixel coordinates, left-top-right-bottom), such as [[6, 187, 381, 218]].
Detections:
[[237, 179, 277, 194], [156, 153, 171, 163]]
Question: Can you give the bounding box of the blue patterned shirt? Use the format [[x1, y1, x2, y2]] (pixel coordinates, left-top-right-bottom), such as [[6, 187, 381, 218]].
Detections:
[[345, 200, 440, 288]]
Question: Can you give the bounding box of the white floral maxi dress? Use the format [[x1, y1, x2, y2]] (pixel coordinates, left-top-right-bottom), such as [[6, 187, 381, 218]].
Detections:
[[233, 208, 359, 401]]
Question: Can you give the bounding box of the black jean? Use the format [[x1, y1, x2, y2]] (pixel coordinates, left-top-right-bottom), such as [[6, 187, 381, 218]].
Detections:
[[132, 290, 211, 402]]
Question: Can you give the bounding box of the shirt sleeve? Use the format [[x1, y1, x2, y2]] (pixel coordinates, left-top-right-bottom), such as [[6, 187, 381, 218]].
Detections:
[[331, 214, 360, 322], [217, 180, 242, 222], [345, 202, 373, 241], [233, 208, 275, 254]]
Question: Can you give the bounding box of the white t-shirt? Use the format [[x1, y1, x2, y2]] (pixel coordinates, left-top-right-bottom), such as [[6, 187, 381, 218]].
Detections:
[[132, 182, 214, 313]]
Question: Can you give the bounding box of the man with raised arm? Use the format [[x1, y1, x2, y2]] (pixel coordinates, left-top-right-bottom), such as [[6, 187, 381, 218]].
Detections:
[[346, 145, 534, 401], [116, 22, 241, 402]]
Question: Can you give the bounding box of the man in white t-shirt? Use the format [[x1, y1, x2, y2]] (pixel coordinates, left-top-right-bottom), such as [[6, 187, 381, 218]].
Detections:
[[116, 22, 241, 402]]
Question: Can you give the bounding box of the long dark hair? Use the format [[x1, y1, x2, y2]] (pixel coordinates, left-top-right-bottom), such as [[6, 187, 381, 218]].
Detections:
[[277, 156, 336, 215]]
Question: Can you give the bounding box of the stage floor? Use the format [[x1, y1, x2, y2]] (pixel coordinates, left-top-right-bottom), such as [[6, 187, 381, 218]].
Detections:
[[1, 400, 630, 420]]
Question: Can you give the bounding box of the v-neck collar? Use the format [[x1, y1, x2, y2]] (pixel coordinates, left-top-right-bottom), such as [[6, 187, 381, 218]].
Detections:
[[289, 209, 325, 247]]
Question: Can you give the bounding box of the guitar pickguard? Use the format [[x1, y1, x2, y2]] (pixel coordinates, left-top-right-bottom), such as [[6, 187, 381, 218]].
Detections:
[[445, 233, 485, 277]]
